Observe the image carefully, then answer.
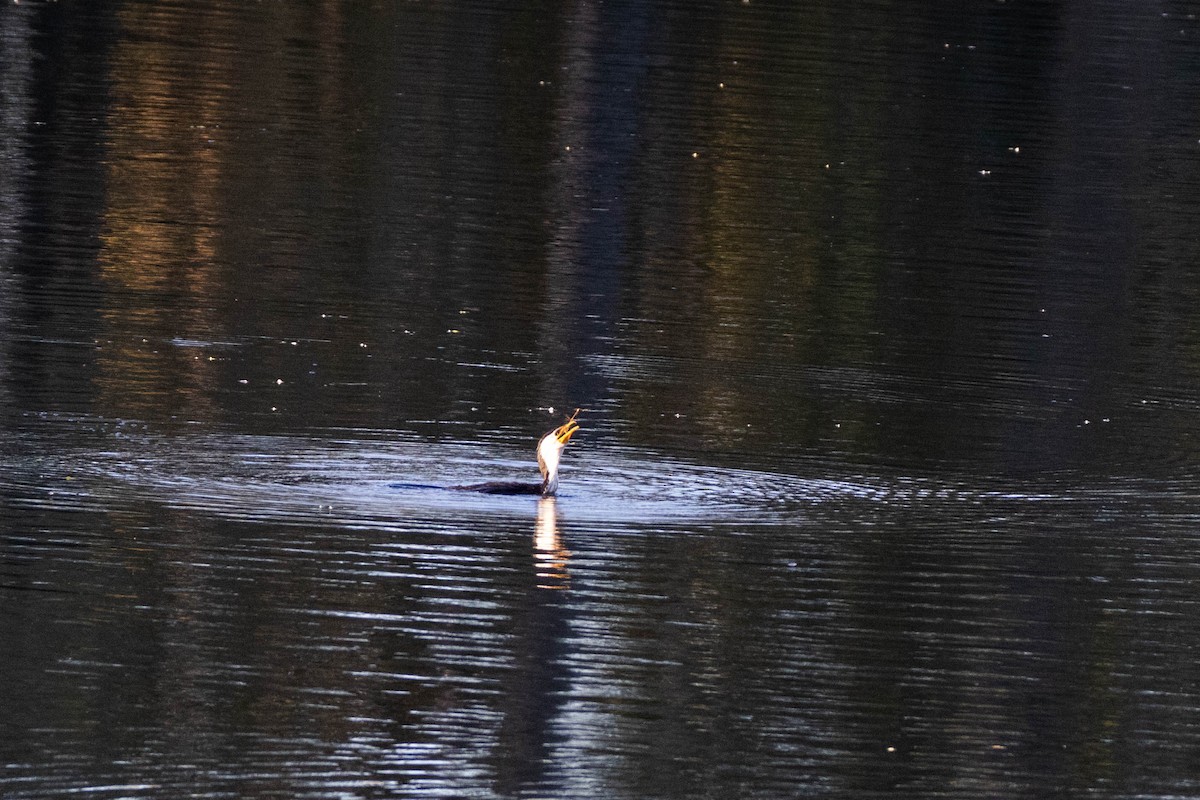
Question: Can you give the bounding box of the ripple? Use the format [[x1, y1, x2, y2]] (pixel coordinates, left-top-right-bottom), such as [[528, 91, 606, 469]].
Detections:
[[1, 413, 1171, 535]]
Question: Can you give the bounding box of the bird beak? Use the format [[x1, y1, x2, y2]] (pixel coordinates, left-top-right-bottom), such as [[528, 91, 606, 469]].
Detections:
[[555, 419, 580, 445]]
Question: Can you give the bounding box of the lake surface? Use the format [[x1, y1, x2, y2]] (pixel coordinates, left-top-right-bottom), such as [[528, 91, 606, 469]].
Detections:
[[3, 1, 1200, 797]]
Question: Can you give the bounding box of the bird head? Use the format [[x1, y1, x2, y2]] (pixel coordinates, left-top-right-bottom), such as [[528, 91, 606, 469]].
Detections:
[[537, 409, 581, 495]]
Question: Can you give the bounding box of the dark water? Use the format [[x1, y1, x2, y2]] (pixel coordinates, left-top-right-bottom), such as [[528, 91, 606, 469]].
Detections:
[[3, 1, 1200, 797]]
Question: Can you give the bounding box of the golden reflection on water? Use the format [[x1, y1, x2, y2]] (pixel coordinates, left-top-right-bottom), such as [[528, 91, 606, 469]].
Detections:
[[93, 5, 233, 420], [90, 2, 359, 422], [534, 497, 570, 590]]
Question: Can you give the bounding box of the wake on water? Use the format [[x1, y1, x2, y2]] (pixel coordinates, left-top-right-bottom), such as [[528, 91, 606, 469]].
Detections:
[[3, 414, 1152, 535]]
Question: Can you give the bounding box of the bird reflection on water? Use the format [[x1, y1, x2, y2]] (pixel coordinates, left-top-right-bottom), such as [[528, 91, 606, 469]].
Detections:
[[491, 494, 575, 793], [535, 497, 570, 590]]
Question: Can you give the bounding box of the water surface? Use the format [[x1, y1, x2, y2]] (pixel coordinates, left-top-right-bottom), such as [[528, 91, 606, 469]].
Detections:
[[3, 1, 1200, 798]]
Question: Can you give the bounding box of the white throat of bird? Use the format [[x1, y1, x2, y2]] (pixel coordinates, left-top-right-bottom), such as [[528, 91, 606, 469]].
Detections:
[[536, 414, 580, 496], [537, 431, 566, 495]]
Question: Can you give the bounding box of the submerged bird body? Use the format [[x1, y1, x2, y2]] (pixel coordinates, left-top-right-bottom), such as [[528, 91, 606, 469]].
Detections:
[[455, 412, 581, 496], [460, 481, 545, 495]]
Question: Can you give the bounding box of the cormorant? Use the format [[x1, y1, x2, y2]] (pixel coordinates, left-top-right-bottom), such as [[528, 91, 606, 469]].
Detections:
[[455, 411, 581, 496]]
